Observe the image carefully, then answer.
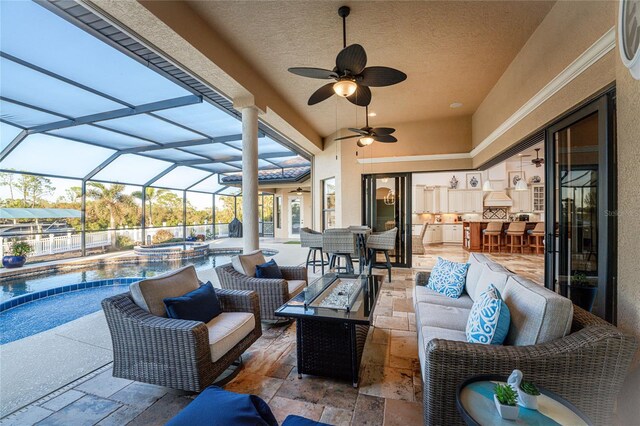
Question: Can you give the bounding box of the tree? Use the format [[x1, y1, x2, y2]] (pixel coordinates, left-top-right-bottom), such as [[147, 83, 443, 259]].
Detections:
[[0, 172, 15, 199], [86, 183, 131, 247], [132, 187, 168, 227], [0, 173, 54, 207]]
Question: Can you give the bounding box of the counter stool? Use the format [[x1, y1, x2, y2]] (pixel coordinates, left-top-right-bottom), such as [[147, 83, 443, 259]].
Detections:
[[482, 222, 503, 253], [300, 227, 329, 274], [506, 222, 527, 254], [529, 222, 545, 254], [323, 229, 357, 274], [367, 227, 398, 283]]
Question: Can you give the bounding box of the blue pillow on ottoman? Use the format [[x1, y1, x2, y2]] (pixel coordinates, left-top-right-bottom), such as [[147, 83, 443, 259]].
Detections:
[[427, 257, 470, 298], [466, 284, 511, 345], [163, 282, 222, 323], [166, 386, 277, 426], [255, 259, 284, 279]]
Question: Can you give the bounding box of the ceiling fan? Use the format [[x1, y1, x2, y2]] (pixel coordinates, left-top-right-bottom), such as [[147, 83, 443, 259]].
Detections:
[[531, 148, 545, 168], [288, 6, 407, 107], [334, 106, 397, 147], [289, 187, 310, 195]]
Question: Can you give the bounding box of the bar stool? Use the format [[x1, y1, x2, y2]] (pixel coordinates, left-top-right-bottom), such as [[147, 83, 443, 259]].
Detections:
[[505, 222, 527, 254], [528, 222, 545, 254], [482, 222, 503, 253], [323, 228, 357, 274], [300, 227, 329, 274], [367, 227, 398, 282]]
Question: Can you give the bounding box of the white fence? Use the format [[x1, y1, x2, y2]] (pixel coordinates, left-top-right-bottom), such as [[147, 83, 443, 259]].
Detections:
[[1, 231, 111, 258]]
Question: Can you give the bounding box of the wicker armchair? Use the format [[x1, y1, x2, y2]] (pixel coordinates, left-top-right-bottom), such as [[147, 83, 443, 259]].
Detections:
[[415, 271, 638, 426], [102, 288, 261, 392], [367, 227, 397, 282], [412, 223, 428, 255], [216, 263, 307, 321], [300, 227, 329, 274], [323, 228, 358, 274]]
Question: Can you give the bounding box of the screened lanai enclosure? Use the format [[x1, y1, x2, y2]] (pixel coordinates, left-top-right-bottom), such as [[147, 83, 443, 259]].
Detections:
[[0, 0, 310, 261]]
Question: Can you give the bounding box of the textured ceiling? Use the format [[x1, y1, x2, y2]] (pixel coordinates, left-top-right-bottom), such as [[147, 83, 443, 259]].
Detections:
[[187, 1, 555, 137]]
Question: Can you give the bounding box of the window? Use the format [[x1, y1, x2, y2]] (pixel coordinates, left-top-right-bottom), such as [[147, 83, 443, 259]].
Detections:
[[322, 178, 336, 230], [276, 196, 282, 229]]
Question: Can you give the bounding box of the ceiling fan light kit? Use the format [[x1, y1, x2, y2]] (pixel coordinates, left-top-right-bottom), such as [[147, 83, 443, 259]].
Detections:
[[359, 136, 375, 146], [333, 79, 358, 97]]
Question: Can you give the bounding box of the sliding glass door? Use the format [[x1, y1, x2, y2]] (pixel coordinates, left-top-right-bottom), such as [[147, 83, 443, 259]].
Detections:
[[362, 173, 411, 267], [545, 92, 616, 322]]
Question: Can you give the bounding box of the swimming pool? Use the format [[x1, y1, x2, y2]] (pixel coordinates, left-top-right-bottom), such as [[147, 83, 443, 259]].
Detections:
[[0, 253, 235, 302]]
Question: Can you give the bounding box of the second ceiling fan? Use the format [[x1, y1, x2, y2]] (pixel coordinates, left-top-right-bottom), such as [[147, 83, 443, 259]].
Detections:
[[288, 6, 407, 107], [334, 106, 397, 147]]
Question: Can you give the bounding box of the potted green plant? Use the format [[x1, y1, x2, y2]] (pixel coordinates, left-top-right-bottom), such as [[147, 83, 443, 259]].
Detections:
[[494, 383, 519, 420], [2, 240, 33, 268], [518, 380, 541, 410], [568, 272, 598, 312]]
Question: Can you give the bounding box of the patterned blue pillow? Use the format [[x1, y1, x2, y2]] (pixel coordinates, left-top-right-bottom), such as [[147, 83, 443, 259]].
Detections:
[[427, 257, 470, 298], [466, 284, 511, 345]]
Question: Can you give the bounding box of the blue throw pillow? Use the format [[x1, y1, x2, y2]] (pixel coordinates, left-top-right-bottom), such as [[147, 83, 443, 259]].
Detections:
[[166, 386, 277, 426], [164, 282, 222, 323], [427, 257, 470, 298], [255, 259, 284, 279], [466, 284, 511, 345]]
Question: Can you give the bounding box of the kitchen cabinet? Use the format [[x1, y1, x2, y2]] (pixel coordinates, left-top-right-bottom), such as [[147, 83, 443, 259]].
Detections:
[[442, 224, 463, 243], [424, 224, 443, 244], [508, 189, 532, 213], [424, 187, 435, 212], [448, 190, 465, 213], [532, 185, 544, 212], [464, 191, 484, 213], [413, 185, 426, 213], [435, 187, 448, 213]]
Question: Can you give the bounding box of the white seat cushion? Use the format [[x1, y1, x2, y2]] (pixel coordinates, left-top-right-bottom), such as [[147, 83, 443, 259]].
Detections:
[[231, 250, 266, 277], [206, 312, 255, 363], [502, 275, 573, 346], [418, 325, 468, 379], [287, 280, 306, 297], [416, 302, 471, 331], [413, 285, 474, 309], [130, 265, 200, 317]]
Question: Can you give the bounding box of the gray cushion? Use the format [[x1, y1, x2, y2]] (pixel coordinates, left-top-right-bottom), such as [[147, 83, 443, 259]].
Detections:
[[416, 302, 471, 331], [418, 325, 468, 379], [473, 262, 514, 300], [231, 250, 266, 277], [502, 275, 573, 346], [413, 285, 474, 309], [465, 253, 491, 301], [130, 265, 200, 317], [206, 312, 255, 362]]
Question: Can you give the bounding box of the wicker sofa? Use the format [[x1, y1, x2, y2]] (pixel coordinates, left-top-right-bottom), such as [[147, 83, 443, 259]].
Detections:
[[415, 253, 637, 426], [102, 265, 262, 392], [216, 250, 308, 321]]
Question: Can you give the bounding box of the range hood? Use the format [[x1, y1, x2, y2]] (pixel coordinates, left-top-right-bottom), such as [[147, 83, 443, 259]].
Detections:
[[483, 191, 513, 207]]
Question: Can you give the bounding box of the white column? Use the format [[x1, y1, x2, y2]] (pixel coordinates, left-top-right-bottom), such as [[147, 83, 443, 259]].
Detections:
[[241, 105, 259, 253]]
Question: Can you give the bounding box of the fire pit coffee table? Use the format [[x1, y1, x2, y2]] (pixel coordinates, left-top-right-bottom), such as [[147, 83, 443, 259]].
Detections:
[[274, 272, 382, 387]]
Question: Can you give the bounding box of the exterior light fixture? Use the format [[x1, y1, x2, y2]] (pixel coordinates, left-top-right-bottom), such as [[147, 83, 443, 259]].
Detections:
[[333, 79, 357, 97], [359, 136, 374, 146], [482, 180, 493, 191]]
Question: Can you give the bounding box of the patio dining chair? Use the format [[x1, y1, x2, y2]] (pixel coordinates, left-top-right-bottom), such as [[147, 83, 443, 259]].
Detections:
[[300, 227, 329, 274], [323, 228, 357, 274], [367, 227, 398, 282]]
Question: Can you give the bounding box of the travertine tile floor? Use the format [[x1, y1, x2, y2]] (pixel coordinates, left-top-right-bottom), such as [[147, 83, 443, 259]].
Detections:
[[2, 245, 544, 425]]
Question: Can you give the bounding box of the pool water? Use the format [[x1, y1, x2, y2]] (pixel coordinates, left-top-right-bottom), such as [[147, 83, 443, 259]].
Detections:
[[0, 254, 234, 301], [0, 284, 132, 345]]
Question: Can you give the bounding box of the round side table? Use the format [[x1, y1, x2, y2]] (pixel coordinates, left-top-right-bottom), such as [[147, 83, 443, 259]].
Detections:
[[456, 375, 592, 426]]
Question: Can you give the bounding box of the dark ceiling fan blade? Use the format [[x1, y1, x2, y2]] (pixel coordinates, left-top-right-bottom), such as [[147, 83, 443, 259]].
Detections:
[[359, 66, 407, 87], [346, 85, 371, 107], [336, 44, 367, 75], [334, 134, 361, 141], [308, 83, 336, 105], [347, 127, 368, 135], [371, 127, 395, 135], [288, 67, 337, 79], [374, 135, 398, 143]]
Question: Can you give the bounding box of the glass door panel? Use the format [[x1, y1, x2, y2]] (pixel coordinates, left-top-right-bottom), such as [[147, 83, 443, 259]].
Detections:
[[362, 173, 411, 267], [289, 197, 301, 237], [545, 93, 616, 322]]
